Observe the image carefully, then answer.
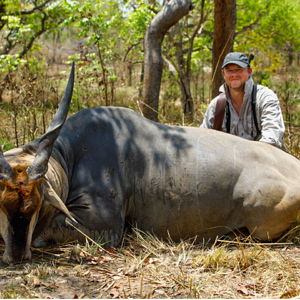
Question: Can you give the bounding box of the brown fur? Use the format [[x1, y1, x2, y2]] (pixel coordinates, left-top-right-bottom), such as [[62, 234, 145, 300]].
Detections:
[[0, 164, 42, 219]]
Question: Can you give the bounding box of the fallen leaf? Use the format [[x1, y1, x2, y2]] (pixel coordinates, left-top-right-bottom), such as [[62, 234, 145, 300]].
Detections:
[[107, 248, 115, 254], [95, 256, 102, 261], [33, 277, 40, 287], [88, 257, 101, 264], [149, 257, 159, 264], [233, 284, 249, 295], [100, 255, 113, 262], [73, 295, 78, 299]]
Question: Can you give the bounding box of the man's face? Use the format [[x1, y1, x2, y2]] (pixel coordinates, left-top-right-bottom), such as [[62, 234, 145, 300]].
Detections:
[[222, 64, 252, 91]]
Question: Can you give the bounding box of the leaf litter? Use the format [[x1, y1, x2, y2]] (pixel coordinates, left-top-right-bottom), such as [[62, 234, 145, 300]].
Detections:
[[0, 227, 300, 298]]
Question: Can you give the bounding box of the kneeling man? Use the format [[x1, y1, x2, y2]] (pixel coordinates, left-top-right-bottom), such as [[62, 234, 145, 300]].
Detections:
[[201, 52, 286, 150]]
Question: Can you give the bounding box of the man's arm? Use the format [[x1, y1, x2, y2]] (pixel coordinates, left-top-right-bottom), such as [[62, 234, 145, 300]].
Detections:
[[258, 88, 286, 149]]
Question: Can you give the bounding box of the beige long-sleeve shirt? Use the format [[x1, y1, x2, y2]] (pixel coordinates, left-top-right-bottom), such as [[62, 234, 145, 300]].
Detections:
[[200, 77, 286, 150]]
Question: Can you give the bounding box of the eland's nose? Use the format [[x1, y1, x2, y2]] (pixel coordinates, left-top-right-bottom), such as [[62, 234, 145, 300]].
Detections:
[[3, 249, 31, 264]]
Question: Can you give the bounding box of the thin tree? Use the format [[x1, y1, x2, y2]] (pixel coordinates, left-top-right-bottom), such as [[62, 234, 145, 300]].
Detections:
[[141, 0, 193, 122], [164, 0, 212, 123]]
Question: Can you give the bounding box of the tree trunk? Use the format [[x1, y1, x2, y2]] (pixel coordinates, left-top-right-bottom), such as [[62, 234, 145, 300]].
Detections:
[[174, 24, 194, 123], [288, 46, 294, 66], [141, 0, 193, 122], [211, 0, 236, 99], [96, 42, 108, 106], [139, 63, 144, 99], [128, 63, 133, 86], [110, 79, 115, 106]]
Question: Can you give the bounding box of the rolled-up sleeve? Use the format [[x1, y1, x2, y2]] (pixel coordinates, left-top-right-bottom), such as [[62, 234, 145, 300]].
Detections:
[[200, 99, 217, 129], [259, 89, 285, 149]]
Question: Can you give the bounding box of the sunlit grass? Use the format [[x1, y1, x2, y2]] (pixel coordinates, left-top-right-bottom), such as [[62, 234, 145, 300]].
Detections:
[[1, 226, 300, 298]]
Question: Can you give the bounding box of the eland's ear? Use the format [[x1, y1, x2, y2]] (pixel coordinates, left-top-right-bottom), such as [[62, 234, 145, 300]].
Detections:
[[43, 180, 77, 223]]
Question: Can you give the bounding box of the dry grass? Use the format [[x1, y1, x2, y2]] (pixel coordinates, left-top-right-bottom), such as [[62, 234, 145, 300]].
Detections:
[[1, 227, 300, 299]]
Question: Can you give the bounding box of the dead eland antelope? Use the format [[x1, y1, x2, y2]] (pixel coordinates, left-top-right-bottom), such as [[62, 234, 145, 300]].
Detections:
[[1, 64, 300, 264]]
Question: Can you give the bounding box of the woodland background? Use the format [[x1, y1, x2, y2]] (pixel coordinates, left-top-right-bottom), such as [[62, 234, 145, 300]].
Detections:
[[2, 1, 300, 298], [1, 0, 300, 155]]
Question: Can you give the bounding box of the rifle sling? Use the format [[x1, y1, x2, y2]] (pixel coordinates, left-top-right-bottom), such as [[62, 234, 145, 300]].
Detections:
[[251, 84, 261, 140], [213, 93, 227, 131]]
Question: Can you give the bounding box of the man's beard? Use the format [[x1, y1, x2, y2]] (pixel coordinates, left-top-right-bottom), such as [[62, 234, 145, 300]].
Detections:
[[229, 81, 245, 91]]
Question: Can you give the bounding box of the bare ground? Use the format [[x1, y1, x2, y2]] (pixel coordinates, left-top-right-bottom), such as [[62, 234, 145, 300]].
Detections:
[[1, 228, 300, 299]]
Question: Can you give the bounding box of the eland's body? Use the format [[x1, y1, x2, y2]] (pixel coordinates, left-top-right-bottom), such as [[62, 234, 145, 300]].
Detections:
[[1, 65, 300, 264]]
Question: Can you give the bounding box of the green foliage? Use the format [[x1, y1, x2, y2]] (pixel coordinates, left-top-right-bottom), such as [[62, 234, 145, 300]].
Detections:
[[274, 70, 300, 155], [0, 54, 26, 72], [276, 73, 300, 111], [0, 0, 82, 72], [1, 0, 300, 137], [252, 70, 271, 87], [235, 0, 300, 73], [64, 0, 123, 52], [120, 0, 156, 42], [0, 136, 15, 151]]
